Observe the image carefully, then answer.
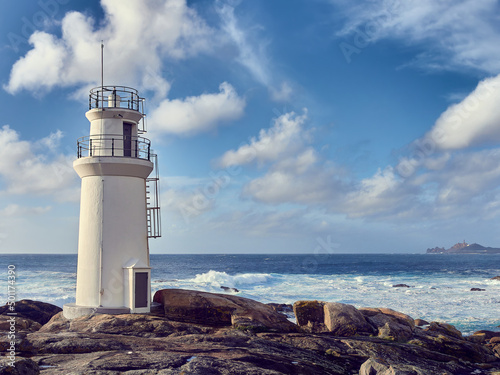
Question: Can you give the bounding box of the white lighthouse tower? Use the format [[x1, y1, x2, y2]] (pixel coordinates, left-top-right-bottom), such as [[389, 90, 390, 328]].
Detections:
[[64, 86, 161, 319]]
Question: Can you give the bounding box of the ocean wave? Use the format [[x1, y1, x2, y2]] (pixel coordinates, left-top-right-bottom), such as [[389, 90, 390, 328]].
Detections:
[[190, 270, 272, 288]]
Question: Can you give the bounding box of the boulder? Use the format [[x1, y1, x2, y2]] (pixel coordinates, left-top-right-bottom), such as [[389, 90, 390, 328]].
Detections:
[[323, 302, 374, 337], [220, 286, 239, 293], [471, 288, 486, 291], [490, 336, 500, 344], [0, 358, 39, 375], [490, 276, 500, 281], [491, 343, 500, 358], [293, 301, 375, 336], [359, 307, 414, 342], [425, 322, 462, 339], [293, 300, 325, 331], [153, 289, 298, 333], [472, 330, 500, 341], [392, 284, 411, 288], [0, 300, 61, 325], [359, 358, 396, 375], [267, 303, 293, 314], [414, 319, 429, 327]]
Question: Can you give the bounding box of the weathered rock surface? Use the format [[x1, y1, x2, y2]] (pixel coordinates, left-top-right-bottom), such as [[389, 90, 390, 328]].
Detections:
[[359, 358, 396, 375], [359, 307, 414, 342], [0, 300, 61, 325], [153, 289, 298, 333], [323, 302, 374, 336], [294, 300, 375, 335], [0, 316, 41, 333], [0, 358, 39, 375], [293, 300, 326, 332], [266, 303, 293, 314], [406, 322, 497, 364], [414, 318, 429, 326], [39, 311, 212, 338], [5, 295, 500, 375]]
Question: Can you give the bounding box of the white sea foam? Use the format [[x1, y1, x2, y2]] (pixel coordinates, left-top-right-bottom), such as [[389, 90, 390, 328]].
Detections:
[[151, 270, 500, 335], [190, 270, 272, 288]]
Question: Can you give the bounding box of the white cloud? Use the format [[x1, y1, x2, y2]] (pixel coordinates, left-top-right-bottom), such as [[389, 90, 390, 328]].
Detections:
[[148, 82, 245, 135], [217, 2, 269, 85], [36, 130, 64, 151], [341, 145, 500, 221], [216, 109, 347, 206], [0, 125, 79, 201], [425, 74, 500, 150], [215, 98, 500, 224], [217, 2, 293, 101], [340, 167, 415, 219], [426, 149, 500, 207], [334, 0, 500, 73], [243, 165, 338, 205], [4, 0, 214, 97], [270, 82, 293, 102], [4, 32, 66, 95], [394, 74, 500, 179], [218, 110, 308, 167]]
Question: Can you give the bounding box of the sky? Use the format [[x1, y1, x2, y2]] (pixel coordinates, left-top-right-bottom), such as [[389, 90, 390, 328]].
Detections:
[[1, 0, 500, 254]]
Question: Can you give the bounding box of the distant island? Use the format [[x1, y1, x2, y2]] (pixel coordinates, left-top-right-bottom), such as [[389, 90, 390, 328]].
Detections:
[[426, 241, 500, 254]]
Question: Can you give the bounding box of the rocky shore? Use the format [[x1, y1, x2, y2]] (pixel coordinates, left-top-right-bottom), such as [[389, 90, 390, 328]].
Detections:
[[1, 290, 500, 374]]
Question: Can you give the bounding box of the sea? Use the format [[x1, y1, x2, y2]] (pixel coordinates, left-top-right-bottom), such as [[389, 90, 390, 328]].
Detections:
[[1, 253, 500, 336]]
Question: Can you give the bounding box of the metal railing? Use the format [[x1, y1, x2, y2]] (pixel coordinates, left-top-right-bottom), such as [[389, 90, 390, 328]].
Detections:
[[77, 134, 152, 160], [89, 85, 145, 112]]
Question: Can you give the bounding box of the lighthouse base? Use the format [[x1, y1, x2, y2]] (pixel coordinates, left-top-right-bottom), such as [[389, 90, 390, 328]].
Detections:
[[62, 303, 130, 319]]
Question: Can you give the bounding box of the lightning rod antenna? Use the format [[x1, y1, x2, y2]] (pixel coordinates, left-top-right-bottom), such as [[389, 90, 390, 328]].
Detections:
[[101, 41, 104, 109]]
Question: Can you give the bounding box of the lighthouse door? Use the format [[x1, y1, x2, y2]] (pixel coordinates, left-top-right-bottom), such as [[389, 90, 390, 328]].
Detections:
[[135, 272, 148, 308], [123, 123, 132, 157]]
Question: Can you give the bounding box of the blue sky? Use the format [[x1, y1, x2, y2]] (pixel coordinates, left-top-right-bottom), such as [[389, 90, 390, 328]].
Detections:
[[2, 0, 500, 254]]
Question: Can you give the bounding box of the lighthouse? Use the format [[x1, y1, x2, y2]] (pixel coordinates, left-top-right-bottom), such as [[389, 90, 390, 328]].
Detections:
[[64, 86, 161, 319]]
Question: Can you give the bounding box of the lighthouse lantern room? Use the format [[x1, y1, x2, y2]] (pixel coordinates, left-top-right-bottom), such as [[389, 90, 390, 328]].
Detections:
[[64, 86, 161, 319]]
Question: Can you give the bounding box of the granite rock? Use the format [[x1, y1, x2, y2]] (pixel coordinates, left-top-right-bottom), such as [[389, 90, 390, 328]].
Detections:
[[5, 294, 500, 375], [0, 300, 61, 326], [153, 289, 298, 333]]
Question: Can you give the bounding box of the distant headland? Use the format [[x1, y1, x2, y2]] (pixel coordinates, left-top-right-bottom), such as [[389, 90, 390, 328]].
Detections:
[[426, 241, 500, 254]]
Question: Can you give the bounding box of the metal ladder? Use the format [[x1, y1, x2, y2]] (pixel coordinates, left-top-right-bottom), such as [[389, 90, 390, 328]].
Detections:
[[146, 154, 161, 238]]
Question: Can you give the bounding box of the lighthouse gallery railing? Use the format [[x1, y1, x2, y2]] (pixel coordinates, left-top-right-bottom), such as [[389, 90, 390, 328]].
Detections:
[[77, 134, 152, 161], [89, 86, 144, 112]]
